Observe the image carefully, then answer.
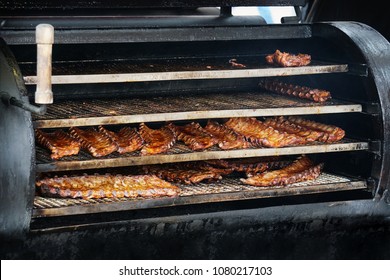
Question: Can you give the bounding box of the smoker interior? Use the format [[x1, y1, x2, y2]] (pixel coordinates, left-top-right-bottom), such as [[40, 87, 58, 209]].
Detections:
[[5, 23, 378, 222], [1, 17, 388, 233]]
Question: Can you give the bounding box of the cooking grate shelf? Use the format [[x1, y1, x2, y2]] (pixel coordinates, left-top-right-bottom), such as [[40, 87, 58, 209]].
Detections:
[[32, 173, 367, 217], [22, 58, 348, 85], [32, 91, 362, 128], [35, 139, 369, 172]]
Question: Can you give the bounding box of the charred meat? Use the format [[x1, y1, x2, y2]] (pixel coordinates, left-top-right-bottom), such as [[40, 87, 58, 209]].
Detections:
[[265, 49, 311, 67]]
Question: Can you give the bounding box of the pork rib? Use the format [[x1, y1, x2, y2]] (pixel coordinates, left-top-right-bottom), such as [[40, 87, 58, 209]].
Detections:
[[143, 162, 232, 184], [259, 79, 331, 102], [263, 116, 324, 143], [35, 129, 81, 159], [98, 126, 143, 154], [69, 127, 117, 157], [287, 116, 345, 143], [139, 123, 176, 155], [207, 157, 291, 176], [36, 174, 180, 199], [204, 120, 252, 150], [241, 155, 323, 187], [224, 117, 306, 148], [265, 50, 311, 67], [168, 122, 218, 151]]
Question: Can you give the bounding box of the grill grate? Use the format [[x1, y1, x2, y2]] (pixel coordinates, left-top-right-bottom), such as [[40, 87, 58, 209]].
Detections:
[[32, 91, 361, 128], [35, 139, 369, 172], [32, 173, 367, 217]]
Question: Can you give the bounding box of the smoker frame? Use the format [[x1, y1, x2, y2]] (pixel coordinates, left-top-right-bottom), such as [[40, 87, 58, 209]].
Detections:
[[1, 2, 390, 259]]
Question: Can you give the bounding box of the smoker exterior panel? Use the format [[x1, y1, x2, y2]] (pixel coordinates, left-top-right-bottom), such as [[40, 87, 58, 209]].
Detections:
[[0, 39, 35, 239], [0, 17, 390, 259]]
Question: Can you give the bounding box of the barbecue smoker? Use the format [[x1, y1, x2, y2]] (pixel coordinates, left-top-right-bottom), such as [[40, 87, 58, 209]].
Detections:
[[1, 0, 390, 259]]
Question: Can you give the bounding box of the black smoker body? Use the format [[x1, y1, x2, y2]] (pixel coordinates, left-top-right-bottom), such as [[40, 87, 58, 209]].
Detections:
[[1, 1, 390, 259]]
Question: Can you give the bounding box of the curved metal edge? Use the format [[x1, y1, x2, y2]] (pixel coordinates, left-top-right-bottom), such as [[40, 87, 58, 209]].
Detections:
[[0, 37, 35, 239], [314, 21, 390, 199]]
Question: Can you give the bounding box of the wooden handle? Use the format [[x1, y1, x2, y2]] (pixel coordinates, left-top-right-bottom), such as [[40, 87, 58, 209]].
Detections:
[[35, 24, 54, 104]]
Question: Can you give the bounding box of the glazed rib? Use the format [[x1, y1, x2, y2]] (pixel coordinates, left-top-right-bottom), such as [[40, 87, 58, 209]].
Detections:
[[265, 49, 311, 67], [168, 122, 218, 151], [287, 116, 345, 143], [143, 162, 232, 184], [207, 157, 291, 176], [259, 79, 331, 102], [241, 155, 323, 187], [263, 116, 324, 143], [35, 129, 81, 159], [224, 117, 306, 148], [69, 127, 117, 157], [204, 120, 252, 150], [36, 174, 180, 199], [139, 123, 176, 155], [98, 126, 143, 154]]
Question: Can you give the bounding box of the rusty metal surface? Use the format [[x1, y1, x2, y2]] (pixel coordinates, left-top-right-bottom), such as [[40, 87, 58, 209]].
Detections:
[[32, 91, 361, 128], [35, 139, 369, 172], [32, 172, 367, 217]]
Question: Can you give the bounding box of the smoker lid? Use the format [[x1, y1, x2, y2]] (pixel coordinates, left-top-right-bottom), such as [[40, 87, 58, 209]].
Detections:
[[0, 0, 307, 16]]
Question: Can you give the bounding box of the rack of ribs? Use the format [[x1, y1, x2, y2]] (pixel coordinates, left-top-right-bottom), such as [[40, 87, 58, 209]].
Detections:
[[139, 123, 176, 155], [168, 122, 218, 151], [265, 49, 311, 67], [35, 129, 81, 159], [143, 161, 232, 184], [287, 116, 345, 143], [98, 126, 143, 154], [241, 155, 323, 187], [36, 174, 180, 199], [69, 127, 117, 157], [207, 157, 291, 176], [203, 120, 252, 150], [224, 117, 306, 148], [263, 116, 325, 143], [259, 79, 331, 102]]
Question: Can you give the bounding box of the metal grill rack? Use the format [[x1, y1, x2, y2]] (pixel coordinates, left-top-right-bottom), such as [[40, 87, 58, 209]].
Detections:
[[32, 91, 361, 128], [33, 173, 367, 217]]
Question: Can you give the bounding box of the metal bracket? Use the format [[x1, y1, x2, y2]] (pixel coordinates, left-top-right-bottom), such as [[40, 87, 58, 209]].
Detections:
[[0, 91, 47, 115], [369, 140, 382, 157], [347, 63, 369, 77]]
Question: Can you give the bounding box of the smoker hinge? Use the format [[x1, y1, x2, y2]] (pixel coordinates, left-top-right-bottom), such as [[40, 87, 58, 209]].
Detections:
[[369, 140, 382, 157], [347, 63, 368, 77]]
